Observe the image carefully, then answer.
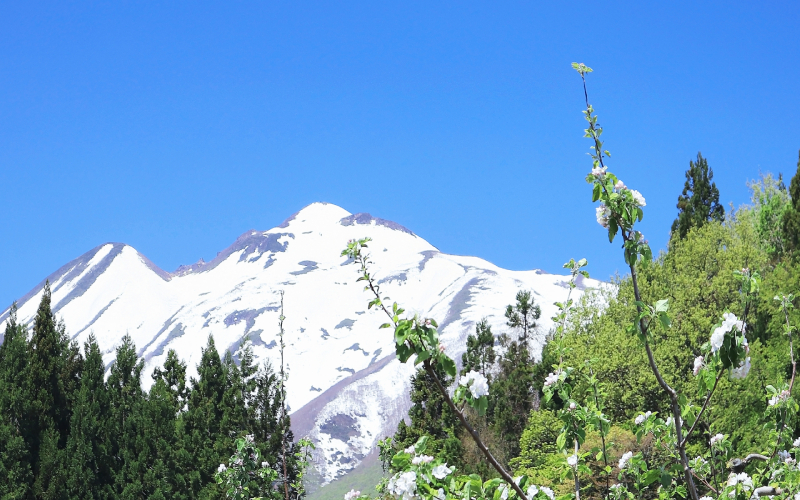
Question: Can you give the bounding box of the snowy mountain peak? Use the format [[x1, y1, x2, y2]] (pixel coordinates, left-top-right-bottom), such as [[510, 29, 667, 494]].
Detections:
[[0, 203, 602, 484]]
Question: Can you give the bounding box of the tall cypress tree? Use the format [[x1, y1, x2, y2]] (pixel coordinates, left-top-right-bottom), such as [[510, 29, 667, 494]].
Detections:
[[107, 334, 149, 497], [671, 152, 725, 240], [27, 282, 73, 499], [0, 304, 34, 498], [182, 335, 225, 498], [151, 349, 190, 500], [782, 150, 800, 254], [65, 334, 112, 500]]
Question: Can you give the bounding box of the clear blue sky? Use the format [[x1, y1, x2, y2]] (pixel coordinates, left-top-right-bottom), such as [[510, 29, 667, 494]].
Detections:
[[1, 2, 798, 309]]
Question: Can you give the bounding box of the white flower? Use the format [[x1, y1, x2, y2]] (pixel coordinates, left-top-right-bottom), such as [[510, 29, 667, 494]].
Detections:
[[567, 454, 578, 468], [526, 485, 539, 498], [726, 472, 753, 490], [217, 463, 227, 473], [786, 457, 796, 466], [438, 343, 445, 353], [615, 180, 626, 191], [769, 390, 790, 406], [779, 450, 791, 461], [693, 356, 704, 376], [432, 464, 452, 479], [618, 451, 632, 470], [794, 437, 800, 448], [245, 434, 254, 443], [459, 370, 489, 398], [389, 471, 418, 500], [700, 497, 713, 500], [710, 434, 724, 446], [261, 461, 269, 468], [710, 327, 725, 353], [434, 488, 446, 500], [634, 411, 651, 425], [404, 445, 416, 454], [499, 485, 509, 500], [540, 486, 555, 500], [730, 357, 751, 380], [411, 455, 434, 465], [344, 490, 361, 500], [544, 371, 560, 387], [591, 166, 607, 178], [595, 204, 611, 228], [569, 402, 576, 411], [610, 484, 623, 491], [630, 189, 646, 206]]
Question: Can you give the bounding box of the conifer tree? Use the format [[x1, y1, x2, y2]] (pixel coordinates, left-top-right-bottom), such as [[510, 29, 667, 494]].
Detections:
[[671, 152, 725, 240], [461, 318, 496, 380], [782, 150, 800, 254], [65, 334, 112, 500], [392, 366, 463, 468], [0, 304, 34, 497], [27, 282, 73, 498], [504, 290, 541, 343], [182, 335, 226, 498]]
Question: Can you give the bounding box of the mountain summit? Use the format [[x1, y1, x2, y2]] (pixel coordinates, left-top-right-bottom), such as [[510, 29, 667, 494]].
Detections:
[[0, 202, 599, 483]]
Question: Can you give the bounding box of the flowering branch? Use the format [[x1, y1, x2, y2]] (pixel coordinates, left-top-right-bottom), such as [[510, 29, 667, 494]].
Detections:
[[574, 62, 700, 500], [342, 238, 529, 500]]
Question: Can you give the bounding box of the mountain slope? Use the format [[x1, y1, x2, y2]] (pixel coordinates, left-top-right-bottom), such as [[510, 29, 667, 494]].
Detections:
[[0, 202, 599, 483]]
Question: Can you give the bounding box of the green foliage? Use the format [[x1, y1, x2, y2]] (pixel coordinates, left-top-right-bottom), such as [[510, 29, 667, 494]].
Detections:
[[392, 367, 464, 470], [0, 289, 307, 499], [505, 291, 541, 343], [782, 150, 800, 255], [671, 152, 725, 240], [461, 319, 496, 380]]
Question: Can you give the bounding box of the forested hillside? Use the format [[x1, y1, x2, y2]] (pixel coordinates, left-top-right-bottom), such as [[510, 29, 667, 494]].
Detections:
[[0, 283, 302, 499]]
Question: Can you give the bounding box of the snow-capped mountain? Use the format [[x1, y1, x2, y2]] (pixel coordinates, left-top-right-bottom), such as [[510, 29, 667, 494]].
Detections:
[[0, 202, 599, 483]]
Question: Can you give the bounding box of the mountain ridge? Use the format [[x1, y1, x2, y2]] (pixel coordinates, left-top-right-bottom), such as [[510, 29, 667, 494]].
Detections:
[[0, 202, 600, 483]]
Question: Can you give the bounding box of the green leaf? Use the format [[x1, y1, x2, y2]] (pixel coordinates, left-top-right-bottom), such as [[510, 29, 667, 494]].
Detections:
[[440, 356, 457, 378]]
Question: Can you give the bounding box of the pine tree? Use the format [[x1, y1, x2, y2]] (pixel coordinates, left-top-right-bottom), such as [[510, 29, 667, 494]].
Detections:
[[488, 337, 535, 462], [461, 318, 496, 380], [0, 304, 34, 498], [65, 334, 112, 500], [782, 150, 800, 254], [504, 291, 541, 343], [671, 152, 725, 240]]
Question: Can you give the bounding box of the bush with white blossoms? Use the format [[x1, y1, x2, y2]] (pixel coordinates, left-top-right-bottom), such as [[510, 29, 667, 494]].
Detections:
[[214, 435, 280, 500], [337, 64, 800, 500]]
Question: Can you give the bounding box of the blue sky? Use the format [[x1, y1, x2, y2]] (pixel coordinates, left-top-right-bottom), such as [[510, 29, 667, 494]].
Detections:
[[1, 2, 798, 310]]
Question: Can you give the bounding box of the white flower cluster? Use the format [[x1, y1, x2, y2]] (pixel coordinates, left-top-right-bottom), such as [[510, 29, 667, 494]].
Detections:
[[344, 490, 361, 500], [431, 464, 452, 479], [591, 166, 607, 178], [217, 463, 227, 473], [411, 455, 433, 465], [459, 370, 489, 398], [544, 371, 561, 387], [388, 471, 418, 500], [726, 472, 753, 490], [730, 357, 751, 380], [526, 485, 554, 500], [634, 411, 652, 425], [630, 190, 646, 206], [595, 204, 611, 228], [778, 450, 791, 462], [769, 389, 790, 407], [699, 496, 713, 500], [567, 454, 578, 468], [710, 312, 746, 353], [693, 356, 704, 376], [794, 437, 800, 448], [710, 434, 724, 447], [618, 451, 633, 470]]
